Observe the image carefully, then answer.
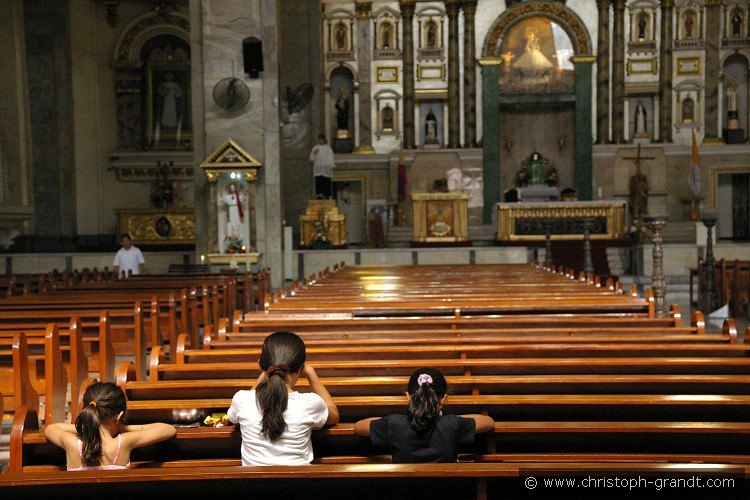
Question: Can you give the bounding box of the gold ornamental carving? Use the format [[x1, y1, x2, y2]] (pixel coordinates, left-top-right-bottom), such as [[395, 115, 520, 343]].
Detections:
[[483, 1, 592, 57], [495, 202, 627, 241], [200, 138, 262, 183], [116, 208, 195, 245], [299, 199, 348, 248], [411, 192, 469, 243]]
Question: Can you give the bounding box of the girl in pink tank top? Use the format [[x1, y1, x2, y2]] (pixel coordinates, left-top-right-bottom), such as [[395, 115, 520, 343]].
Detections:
[[45, 382, 176, 471]]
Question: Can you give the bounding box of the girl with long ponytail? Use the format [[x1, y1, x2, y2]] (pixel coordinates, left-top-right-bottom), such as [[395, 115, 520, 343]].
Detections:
[[354, 367, 494, 463], [227, 331, 339, 466], [45, 382, 175, 470]]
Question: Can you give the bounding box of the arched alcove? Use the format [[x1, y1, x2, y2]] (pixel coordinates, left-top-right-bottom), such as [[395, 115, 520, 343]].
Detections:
[[111, 11, 191, 152], [722, 53, 749, 142]]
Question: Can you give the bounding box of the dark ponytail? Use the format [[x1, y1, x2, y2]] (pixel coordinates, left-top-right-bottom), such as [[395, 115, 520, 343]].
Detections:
[[256, 331, 306, 441], [75, 382, 127, 466], [406, 368, 448, 435]]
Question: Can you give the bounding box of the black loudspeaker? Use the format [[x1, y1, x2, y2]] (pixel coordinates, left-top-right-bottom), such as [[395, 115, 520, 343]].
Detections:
[[242, 36, 263, 78]]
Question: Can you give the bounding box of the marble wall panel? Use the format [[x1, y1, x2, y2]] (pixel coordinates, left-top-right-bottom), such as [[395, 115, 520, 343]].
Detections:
[[474, 247, 528, 264], [417, 249, 470, 265]]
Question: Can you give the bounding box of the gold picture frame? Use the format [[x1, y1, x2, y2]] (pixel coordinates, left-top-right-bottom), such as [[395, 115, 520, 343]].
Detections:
[[417, 65, 446, 81], [677, 57, 701, 75], [626, 58, 657, 75], [376, 67, 399, 83]]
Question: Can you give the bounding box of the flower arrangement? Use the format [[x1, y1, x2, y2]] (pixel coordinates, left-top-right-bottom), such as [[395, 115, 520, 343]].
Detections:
[[224, 235, 245, 254], [309, 209, 334, 250]]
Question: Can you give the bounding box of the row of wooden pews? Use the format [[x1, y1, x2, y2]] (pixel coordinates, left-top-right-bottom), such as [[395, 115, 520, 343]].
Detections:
[[0, 269, 269, 425], [3, 263, 749, 498]]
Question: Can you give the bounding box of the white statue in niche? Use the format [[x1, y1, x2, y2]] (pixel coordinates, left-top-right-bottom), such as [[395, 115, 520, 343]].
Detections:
[[221, 182, 247, 241], [727, 76, 740, 130], [424, 109, 439, 145], [634, 100, 647, 137]]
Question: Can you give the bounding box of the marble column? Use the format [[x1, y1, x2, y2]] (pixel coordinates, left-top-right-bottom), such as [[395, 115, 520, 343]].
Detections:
[[400, 1, 416, 149], [596, 0, 611, 144], [462, 0, 478, 147], [572, 56, 595, 201], [611, 0, 626, 144], [480, 59, 501, 223], [704, 0, 721, 141], [354, 2, 374, 153], [658, 0, 674, 142], [23, 0, 76, 246], [191, 0, 283, 288], [260, 0, 283, 289], [446, 0, 461, 148]]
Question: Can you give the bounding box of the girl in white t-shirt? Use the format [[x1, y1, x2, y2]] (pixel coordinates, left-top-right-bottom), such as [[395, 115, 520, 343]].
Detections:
[[227, 331, 339, 466]]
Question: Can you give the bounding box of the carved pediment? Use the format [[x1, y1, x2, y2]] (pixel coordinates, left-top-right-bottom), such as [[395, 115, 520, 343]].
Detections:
[[200, 138, 262, 183]]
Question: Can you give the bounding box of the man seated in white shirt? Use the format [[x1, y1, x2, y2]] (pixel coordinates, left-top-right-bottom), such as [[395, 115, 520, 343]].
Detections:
[[113, 234, 146, 278]]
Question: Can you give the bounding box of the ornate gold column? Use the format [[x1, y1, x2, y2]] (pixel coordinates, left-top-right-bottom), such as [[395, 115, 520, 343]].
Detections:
[[400, 1, 416, 149], [612, 0, 626, 144], [658, 0, 674, 142], [596, 0, 611, 144], [462, 0, 478, 147], [354, 2, 374, 153], [446, 0, 461, 148]]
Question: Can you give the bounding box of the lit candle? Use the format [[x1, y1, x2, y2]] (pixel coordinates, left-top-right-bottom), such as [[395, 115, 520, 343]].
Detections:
[[200, 254, 205, 264]]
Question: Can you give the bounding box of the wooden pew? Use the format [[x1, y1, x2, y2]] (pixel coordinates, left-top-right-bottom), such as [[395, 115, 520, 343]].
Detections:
[[11, 407, 750, 474], [0, 324, 85, 423], [5, 461, 747, 499]]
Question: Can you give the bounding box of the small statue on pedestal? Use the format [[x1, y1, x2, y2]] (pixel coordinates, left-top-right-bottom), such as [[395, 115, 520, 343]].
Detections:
[[726, 77, 739, 130]]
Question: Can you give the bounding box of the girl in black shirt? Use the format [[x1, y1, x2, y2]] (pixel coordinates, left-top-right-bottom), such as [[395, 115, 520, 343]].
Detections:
[[354, 368, 494, 463]]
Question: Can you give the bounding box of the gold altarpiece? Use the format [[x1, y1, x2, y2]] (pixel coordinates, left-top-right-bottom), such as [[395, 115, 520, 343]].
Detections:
[[299, 199, 347, 247], [411, 192, 469, 244], [116, 209, 195, 245]]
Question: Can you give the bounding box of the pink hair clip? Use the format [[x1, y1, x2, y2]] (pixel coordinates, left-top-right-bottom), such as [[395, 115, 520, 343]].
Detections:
[[417, 373, 433, 386]]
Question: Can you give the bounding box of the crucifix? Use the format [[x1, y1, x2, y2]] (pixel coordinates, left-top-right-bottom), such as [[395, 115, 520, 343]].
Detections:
[[624, 144, 655, 221]]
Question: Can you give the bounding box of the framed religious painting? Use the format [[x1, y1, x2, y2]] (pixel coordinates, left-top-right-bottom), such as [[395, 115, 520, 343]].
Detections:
[[377, 67, 399, 83], [145, 42, 192, 150]]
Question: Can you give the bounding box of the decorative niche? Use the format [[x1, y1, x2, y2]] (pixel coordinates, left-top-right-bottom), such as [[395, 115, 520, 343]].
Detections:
[[675, 0, 704, 50], [109, 9, 193, 181], [374, 89, 401, 140], [325, 9, 355, 61], [417, 6, 445, 60], [627, 0, 658, 53], [373, 7, 401, 60], [674, 80, 703, 131], [721, 4, 750, 50]]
